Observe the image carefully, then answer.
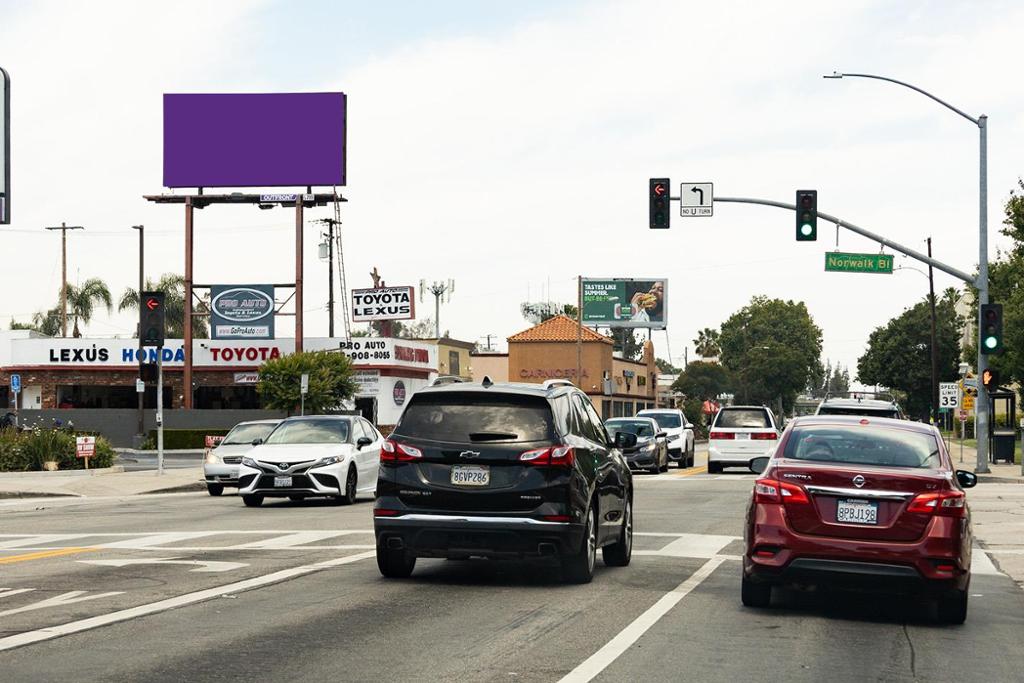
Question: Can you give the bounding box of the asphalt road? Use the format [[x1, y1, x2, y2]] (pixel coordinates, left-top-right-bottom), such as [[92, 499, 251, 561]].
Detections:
[[1, 454, 1023, 681]]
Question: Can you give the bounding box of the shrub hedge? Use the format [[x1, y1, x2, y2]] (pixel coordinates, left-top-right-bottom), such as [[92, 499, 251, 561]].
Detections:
[[0, 428, 116, 471]]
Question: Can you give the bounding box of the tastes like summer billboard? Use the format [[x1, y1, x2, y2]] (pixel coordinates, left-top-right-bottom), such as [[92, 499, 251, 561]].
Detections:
[[581, 278, 668, 329], [211, 285, 275, 340]]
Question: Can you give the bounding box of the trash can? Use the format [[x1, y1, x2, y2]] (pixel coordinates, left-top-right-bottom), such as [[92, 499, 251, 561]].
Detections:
[[989, 391, 1016, 464]]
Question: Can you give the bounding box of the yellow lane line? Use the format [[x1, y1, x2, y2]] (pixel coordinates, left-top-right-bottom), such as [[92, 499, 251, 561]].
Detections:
[[671, 465, 708, 478], [0, 547, 98, 565]]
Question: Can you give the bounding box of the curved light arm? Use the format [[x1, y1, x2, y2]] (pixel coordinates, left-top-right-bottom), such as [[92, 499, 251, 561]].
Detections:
[[824, 71, 979, 126]]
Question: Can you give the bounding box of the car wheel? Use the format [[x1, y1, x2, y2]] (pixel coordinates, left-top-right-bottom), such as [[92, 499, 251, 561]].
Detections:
[[602, 497, 633, 567], [707, 461, 721, 474], [741, 574, 771, 608], [206, 483, 224, 497], [376, 546, 416, 578], [689, 443, 696, 467], [288, 495, 303, 502], [562, 504, 597, 584], [937, 589, 968, 624], [677, 453, 687, 469], [340, 466, 358, 505], [242, 494, 263, 508]]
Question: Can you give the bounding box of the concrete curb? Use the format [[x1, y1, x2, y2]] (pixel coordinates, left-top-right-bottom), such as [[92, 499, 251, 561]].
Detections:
[[978, 475, 1024, 484], [0, 490, 79, 499], [141, 481, 207, 495]]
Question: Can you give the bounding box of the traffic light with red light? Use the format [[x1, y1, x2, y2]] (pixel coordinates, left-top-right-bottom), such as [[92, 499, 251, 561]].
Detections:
[[796, 190, 817, 241], [649, 178, 670, 229], [982, 367, 1000, 392], [980, 303, 1003, 354], [140, 291, 166, 347]]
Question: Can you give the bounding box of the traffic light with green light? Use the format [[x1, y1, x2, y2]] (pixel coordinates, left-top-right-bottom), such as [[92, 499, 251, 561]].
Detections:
[[982, 367, 1000, 392], [980, 303, 1003, 354], [796, 190, 817, 241], [649, 178, 670, 229]]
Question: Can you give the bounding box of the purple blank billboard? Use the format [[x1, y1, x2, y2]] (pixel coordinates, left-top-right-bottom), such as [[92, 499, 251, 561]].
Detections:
[[163, 92, 346, 188]]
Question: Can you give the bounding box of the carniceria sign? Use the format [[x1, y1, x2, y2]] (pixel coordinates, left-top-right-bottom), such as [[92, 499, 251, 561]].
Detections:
[[211, 285, 275, 339]]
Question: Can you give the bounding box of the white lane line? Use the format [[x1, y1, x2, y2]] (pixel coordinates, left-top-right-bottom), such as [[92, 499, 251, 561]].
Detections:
[[655, 533, 736, 558], [227, 531, 363, 549], [559, 556, 727, 683], [0, 551, 375, 652], [972, 548, 1003, 576], [0, 591, 125, 619], [0, 588, 36, 600], [100, 532, 224, 549], [0, 535, 94, 549]]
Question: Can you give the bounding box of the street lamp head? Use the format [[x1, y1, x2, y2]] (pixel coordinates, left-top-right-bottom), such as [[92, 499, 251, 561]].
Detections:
[[823, 71, 844, 79]]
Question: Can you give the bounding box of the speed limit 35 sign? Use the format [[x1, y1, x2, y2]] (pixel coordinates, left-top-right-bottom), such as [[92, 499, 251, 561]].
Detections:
[[939, 382, 960, 409]]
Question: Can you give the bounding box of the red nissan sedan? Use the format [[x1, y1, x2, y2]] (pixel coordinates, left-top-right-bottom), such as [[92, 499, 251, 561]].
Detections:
[[742, 415, 977, 623]]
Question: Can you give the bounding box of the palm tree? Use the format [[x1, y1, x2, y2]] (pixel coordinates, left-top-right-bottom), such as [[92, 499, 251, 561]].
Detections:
[[64, 278, 113, 337], [119, 273, 209, 338], [694, 327, 721, 359]]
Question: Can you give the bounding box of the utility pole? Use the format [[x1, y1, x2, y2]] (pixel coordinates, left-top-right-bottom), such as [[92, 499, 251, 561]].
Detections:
[[133, 225, 145, 444], [927, 237, 939, 425], [318, 220, 336, 337], [426, 280, 454, 338], [45, 222, 84, 337]]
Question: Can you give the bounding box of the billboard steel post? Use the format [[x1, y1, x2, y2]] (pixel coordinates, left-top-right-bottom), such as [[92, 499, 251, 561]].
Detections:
[[157, 347, 164, 476], [133, 225, 144, 440], [184, 198, 194, 409], [295, 200, 304, 352], [1, 66, 9, 225]]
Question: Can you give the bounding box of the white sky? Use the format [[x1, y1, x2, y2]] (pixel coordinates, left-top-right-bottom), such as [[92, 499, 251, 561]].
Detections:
[[1, 0, 1022, 383]]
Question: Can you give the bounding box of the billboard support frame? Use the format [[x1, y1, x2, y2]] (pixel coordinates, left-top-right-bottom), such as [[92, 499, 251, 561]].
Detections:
[[145, 191, 345, 408], [1, 66, 10, 225]]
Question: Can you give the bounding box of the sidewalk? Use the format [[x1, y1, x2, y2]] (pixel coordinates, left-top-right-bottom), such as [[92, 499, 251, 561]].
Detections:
[[950, 443, 1023, 483], [0, 467, 205, 498]]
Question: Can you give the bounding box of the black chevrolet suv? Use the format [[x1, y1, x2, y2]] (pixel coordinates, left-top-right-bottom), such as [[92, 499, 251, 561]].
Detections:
[[374, 379, 636, 583]]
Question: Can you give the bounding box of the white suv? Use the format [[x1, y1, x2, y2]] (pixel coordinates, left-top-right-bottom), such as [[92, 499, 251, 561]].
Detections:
[[707, 405, 779, 474], [636, 409, 695, 468]]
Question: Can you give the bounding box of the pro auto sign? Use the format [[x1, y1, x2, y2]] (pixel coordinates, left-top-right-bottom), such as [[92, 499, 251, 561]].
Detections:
[[211, 285, 275, 340], [351, 286, 415, 323]]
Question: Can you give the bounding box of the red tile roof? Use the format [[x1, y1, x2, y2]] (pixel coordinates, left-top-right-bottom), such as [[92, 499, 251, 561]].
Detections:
[[507, 315, 613, 345]]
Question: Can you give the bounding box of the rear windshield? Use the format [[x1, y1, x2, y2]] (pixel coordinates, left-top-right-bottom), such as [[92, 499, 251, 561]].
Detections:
[[394, 393, 555, 443], [818, 406, 901, 420], [265, 419, 350, 445], [605, 420, 656, 438], [642, 413, 681, 429], [715, 409, 771, 429], [783, 426, 941, 468], [222, 422, 277, 445]]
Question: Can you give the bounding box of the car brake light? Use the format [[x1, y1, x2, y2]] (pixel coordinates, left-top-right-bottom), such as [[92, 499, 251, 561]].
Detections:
[[381, 439, 422, 463], [907, 490, 966, 517], [520, 446, 575, 467], [753, 478, 809, 504], [541, 515, 572, 522], [751, 432, 777, 441], [709, 431, 734, 440], [373, 508, 403, 517]]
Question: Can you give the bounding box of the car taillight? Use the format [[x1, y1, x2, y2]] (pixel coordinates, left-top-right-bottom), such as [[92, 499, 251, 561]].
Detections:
[[374, 508, 403, 517], [520, 446, 575, 468], [753, 478, 809, 504], [380, 439, 422, 463], [907, 490, 966, 517], [751, 432, 778, 441], [709, 431, 734, 440]]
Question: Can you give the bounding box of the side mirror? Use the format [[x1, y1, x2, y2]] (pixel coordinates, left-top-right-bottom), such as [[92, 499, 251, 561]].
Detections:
[[657, 431, 668, 439], [614, 432, 638, 449], [251, 438, 263, 446], [749, 456, 770, 474], [955, 470, 978, 489], [685, 423, 694, 430], [357, 436, 373, 449]]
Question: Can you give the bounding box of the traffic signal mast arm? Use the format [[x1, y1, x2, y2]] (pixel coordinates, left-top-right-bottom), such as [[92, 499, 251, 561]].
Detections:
[[704, 196, 977, 286]]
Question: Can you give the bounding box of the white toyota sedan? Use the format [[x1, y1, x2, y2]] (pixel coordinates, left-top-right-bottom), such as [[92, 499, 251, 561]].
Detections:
[[237, 415, 383, 507]]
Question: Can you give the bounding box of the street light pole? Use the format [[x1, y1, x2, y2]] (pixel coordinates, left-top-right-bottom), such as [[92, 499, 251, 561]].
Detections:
[[825, 71, 990, 473], [133, 225, 145, 444], [927, 238, 939, 426]]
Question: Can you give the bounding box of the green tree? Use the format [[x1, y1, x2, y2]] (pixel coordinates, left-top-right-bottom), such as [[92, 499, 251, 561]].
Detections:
[[257, 350, 357, 415], [857, 290, 963, 420], [718, 296, 823, 412], [655, 357, 680, 374], [119, 273, 209, 339], [611, 328, 643, 361], [693, 328, 721, 359], [64, 278, 112, 338], [671, 361, 731, 401]]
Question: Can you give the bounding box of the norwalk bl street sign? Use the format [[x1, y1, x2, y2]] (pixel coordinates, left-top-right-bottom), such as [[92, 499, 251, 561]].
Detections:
[[824, 251, 894, 274]]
